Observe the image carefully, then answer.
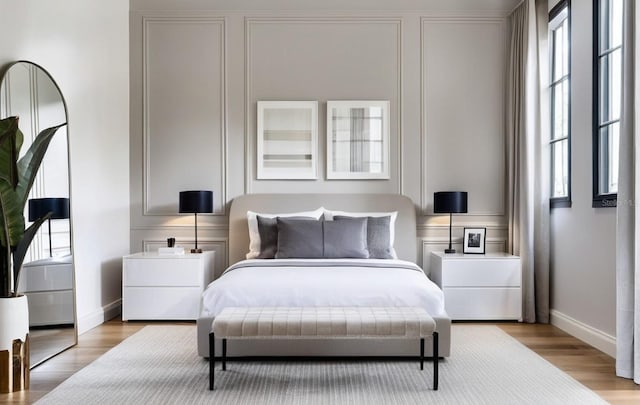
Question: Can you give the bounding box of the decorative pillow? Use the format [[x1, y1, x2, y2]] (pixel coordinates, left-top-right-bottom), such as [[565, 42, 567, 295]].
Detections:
[[275, 217, 369, 259], [325, 209, 398, 259], [257, 215, 313, 259], [323, 217, 369, 258], [246, 207, 324, 259], [334, 215, 393, 259], [256, 216, 278, 259], [275, 218, 324, 259]]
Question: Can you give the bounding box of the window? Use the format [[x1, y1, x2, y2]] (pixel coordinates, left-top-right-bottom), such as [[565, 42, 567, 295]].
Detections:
[[593, 0, 624, 207], [549, 1, 571, 208]]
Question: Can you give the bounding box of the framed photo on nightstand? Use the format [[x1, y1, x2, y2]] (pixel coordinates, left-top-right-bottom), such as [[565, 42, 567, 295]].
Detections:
[[463, 227, 486, 254]]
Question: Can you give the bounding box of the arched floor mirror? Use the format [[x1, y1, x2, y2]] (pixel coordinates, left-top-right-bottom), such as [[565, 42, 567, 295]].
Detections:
[[0, 61, 76, 367]]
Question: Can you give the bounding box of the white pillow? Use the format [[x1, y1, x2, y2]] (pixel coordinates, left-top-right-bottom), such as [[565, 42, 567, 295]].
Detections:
[[323, 209, 398, 259], [246, 207, 324, 259]]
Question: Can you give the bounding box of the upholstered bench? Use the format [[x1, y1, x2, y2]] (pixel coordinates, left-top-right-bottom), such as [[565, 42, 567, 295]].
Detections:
[[209, 307, 439, 391]]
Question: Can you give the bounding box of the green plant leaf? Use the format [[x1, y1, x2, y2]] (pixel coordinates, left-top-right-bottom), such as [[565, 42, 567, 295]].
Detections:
[[12, 213, 50, 294], [0, 117, 20, 189], [0, 175, 25, 248], [16, 123, 66, 207]]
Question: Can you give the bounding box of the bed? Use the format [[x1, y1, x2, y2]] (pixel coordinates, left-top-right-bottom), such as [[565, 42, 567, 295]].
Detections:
[[196, 193, 451, 357]]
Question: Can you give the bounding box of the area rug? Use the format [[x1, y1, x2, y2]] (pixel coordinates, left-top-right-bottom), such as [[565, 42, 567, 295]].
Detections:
[[35, 324, 607, 405]]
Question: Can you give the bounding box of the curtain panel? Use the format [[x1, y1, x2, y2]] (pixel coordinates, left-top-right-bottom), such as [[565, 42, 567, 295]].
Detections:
[[506, 0, 550, 324], [616, 0, 637, 383]]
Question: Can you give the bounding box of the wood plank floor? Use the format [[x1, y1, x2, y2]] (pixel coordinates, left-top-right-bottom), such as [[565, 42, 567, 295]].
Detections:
[[1, 320, 638, 404]]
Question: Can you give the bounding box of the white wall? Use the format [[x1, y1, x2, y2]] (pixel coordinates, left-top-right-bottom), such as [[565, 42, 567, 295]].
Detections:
[[0, 0, 130, 334], [547, 0, 617, 356], [129, 0, 518, 272]]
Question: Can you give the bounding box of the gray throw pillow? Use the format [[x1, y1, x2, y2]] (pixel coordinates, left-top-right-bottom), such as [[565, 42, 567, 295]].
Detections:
[[323, 217, 369, 258], [275, 218, 324, 259], [256, 216, 278, 259], [257, 215, 314, 259], [334, 215, 393, 259]]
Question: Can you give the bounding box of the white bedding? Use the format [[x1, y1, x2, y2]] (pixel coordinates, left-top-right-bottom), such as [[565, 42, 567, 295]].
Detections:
[[201, 259, 446, 318]]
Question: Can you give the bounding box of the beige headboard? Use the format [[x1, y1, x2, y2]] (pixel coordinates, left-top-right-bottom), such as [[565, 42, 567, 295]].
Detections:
[[228, 193, 417, 265]]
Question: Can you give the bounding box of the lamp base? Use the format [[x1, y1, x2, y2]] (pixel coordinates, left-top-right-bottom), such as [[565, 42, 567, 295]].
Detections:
[[190, 248, 203, 254], [444, 248, 456, 254]]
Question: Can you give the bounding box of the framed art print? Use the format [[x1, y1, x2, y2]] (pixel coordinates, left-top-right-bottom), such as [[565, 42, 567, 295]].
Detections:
[[326, 100, 390, 179], [257, 101, 318, 179], [463, 227, 486, 254]]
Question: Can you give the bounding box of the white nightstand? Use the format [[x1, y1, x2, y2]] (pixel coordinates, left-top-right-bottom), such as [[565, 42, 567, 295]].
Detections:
[[122, 251, 215, 321], [430, 252, 522, 321]]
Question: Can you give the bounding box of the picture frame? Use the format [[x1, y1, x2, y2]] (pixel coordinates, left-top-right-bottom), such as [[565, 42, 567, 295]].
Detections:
[[257, 101, 318, 179], [326, 100, 390, 179], [463, 227, 486, 254]]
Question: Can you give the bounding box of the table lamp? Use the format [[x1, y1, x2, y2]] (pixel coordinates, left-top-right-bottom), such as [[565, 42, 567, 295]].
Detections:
[[28, 197, 70, 257], [433, 191, 468, 254], [179, 190, 213, 253]]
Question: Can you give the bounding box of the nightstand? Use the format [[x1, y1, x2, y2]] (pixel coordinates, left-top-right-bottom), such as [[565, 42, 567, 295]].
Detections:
[[122, 251, 215, 320], [430, 252, 522, 321]]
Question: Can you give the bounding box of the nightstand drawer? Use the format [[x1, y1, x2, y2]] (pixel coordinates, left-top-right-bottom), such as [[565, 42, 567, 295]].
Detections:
[[440, 259, 520, 287], [122, 287, 201, 320], [444, 288, 522, 320], [123, 258, 201, 287]]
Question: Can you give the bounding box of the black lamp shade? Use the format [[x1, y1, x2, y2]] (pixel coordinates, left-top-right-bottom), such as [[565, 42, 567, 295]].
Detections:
[[179, 191, 213, 214], [433, 192, 468, 214], [28, 198, 70, 221]]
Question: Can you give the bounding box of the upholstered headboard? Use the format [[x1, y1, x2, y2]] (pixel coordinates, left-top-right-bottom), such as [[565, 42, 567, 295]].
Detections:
[[228, 193, 417, 265]]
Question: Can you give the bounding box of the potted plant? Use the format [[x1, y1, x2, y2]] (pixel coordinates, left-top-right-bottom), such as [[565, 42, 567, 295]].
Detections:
[[0, 116, 64, 393]]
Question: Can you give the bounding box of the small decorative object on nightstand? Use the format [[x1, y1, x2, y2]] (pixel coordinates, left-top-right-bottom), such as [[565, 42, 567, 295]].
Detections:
[[179, 190, 213, 253], [430, 251, 522, 321], [122, 251, 215, 320], [433, 191, 468, 254], [462, 227, 486, 254]]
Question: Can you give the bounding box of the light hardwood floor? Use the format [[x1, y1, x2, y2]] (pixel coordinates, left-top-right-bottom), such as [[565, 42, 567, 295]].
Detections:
[[1, 320, 638, 404]]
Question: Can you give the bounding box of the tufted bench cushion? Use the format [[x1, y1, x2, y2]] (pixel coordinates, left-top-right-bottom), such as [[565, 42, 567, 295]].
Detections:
[[209, 306, 439, 391], [212, 307, 437, 339]]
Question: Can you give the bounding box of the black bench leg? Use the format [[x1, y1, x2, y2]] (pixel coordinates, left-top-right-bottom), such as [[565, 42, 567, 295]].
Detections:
[[420, 338, 424, 370], [209, 333, 215, 390], [222, 339, 227, 371], [433, 332, 439, 390]]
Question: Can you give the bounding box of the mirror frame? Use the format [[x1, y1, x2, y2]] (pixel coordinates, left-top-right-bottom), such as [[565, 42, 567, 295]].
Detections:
[[0, 60, 77, 367]]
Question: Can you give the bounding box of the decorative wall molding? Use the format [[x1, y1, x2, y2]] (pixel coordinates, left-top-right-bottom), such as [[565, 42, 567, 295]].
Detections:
[[419, 16, 507, 216], [131, 224, 230, 231], [244, 17, 402, 193], [77, 299, 121, 335], [142, 16, 227, 216], [550, 309, 616, 358]]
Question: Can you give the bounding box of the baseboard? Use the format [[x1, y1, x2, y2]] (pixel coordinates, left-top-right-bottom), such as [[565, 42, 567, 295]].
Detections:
[[550, 309, 616, 358], [77, 299, 122, 335]]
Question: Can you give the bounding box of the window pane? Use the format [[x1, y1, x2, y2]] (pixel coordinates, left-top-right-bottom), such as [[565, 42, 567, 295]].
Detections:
[[599, 49, 622, 124], [553, 24, 565, 81], [562, 18, 569, 76], [600, 0, 623, 52], [599, 122, 620, 194], [552, 140, 569, 198], [551, 79, 569, 141]]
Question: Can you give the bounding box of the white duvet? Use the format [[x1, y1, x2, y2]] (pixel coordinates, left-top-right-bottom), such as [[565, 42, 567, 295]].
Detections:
[[201, 259, 446, 318]]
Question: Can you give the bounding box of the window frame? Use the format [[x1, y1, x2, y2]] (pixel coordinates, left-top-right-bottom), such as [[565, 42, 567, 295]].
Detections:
[[549, 0, 572, 209], [592, 0, 623, 208]]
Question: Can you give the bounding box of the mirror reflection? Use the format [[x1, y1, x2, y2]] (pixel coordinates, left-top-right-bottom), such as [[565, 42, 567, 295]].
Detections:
[[0, 61, 76, 367]]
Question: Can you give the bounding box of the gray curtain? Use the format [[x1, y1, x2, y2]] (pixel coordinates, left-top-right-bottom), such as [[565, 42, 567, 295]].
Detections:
[[616, 0, 637, 382], [506, 0, 550, 324]]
